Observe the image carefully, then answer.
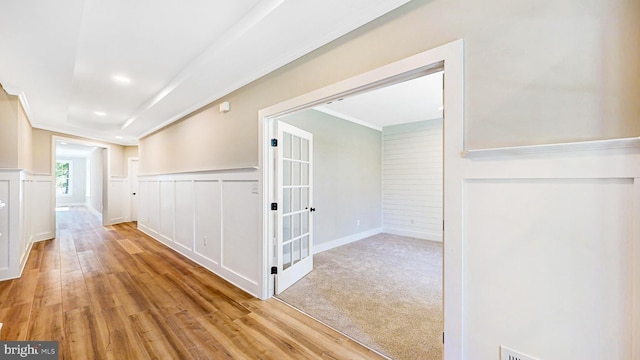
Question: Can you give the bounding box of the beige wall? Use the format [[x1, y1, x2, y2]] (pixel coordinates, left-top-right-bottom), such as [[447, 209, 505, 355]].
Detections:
[[31, 128, 131, 176], [0, 87, 19, 168], [31, 129, 52, 174], [17, 102, 32, 171], [139, 0, 640, 175], [123, 146, 139, 177], [0, 86, 34, 172]]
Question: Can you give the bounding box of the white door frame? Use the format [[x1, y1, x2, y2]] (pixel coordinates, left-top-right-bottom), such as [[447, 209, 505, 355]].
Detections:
[[258, 39, 465, 358], [127, 157, 139, 222]]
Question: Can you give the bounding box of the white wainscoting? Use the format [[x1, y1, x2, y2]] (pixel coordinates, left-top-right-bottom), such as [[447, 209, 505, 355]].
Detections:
[[106, 177, 128, 225], [137, 170, 261, 297], [0, 171, 55, 281], [458, 138, 640, 360], [28, 175, 55, 242]]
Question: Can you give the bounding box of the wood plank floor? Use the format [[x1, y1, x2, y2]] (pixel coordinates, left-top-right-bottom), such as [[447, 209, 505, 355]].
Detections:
[[0, 206, 385, 360]]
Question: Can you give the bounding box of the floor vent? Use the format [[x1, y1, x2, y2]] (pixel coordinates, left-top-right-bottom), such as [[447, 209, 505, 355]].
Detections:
[[500, 346, 539, 360]]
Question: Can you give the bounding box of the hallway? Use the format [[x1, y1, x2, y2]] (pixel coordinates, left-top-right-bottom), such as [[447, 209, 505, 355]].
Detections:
[[0, 206, 383, 359]]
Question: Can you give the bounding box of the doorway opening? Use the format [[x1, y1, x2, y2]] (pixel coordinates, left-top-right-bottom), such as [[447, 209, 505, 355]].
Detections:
[[259, 40, 464, 358], [272, 70, 443, 359], [53, 136, 109, 225]]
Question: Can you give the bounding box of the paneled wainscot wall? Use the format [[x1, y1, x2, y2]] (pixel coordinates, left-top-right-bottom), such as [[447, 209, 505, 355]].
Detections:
[[0, 171, 55, 280], [137, 169, 261, 297], [457, 138, 640, 359]]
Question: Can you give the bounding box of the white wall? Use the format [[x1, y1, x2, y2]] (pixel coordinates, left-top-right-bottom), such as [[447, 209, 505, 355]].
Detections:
[[55, 157, 87, 206], [137, 170, 261, 297], [382, 119, 442, 241], [87, 148, 103, 219]]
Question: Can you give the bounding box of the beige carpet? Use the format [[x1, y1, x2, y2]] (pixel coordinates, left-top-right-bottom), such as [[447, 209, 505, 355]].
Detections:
[[276, 233, 443, 360]]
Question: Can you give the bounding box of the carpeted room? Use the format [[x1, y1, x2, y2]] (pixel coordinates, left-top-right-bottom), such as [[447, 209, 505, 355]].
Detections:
[[275, 72, 444, 359]]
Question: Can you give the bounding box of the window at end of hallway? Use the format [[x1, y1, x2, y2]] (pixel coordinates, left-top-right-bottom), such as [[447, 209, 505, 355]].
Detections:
[[56, 160, 72, 196]]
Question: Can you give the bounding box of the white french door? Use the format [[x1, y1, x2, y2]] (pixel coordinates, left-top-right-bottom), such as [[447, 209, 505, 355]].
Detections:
[[275, 121, 314, 294]]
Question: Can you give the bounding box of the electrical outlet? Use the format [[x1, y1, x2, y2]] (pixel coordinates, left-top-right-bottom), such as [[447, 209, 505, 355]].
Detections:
[[203, 236, 208, 246], [500, 346, 538, 360], [356, 220, 360, 226]]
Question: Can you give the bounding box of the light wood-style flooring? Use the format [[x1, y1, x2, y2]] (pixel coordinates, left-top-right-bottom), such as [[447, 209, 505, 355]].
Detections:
[[0, 206, 384, 359]]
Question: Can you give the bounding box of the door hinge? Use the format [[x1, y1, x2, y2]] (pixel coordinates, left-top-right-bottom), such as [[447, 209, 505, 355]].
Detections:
[[271, 138, 278, 147], [442, 332, 444, 344], [271, 266, 277, 274], [271, 203, 278, 211]]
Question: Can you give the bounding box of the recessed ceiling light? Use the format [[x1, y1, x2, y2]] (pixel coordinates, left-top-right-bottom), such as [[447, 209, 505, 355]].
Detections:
[[113, 75, 131, 84], [94, 111, 106, 116], [115, 136, 124, 139]]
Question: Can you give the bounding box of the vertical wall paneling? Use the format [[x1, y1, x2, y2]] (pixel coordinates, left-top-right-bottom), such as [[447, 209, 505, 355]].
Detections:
[[0, 171, 54, 281], [194, 180, 222, 264], [107, 178, 127, 225], [464, 178, 633, 359], [137, 181, 149, 230], [460, 139, 640, 360], [159, 181, 175, 242], [221, 181, 260, 285], [148, 181, 160, 234], [31, 177, 54, 241], [137, 170, 260, 296], [0, 180, 9, 271], [382, 119, 443, 241], [174, 180, 194, 250], [634, 178, 640, 360], [20, 177, 30, 260]]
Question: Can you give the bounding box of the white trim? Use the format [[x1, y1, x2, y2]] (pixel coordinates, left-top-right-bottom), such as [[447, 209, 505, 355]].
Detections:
[[55, 202, 86, 207], [634, 177, 640, 360], [463, 136, 640, 159], [314, 228, 383, 254], [313, 106, 383, 131], [138, 166, 259, 177], [127, 157, 139, 222], [259, 39, 465, 358], [382, 227, 442, 242]]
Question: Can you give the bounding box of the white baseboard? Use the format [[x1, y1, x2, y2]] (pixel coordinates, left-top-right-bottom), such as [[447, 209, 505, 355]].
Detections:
[[32, 231, 55, 242], [314, 227, 382, 254], [383, 227, 442, 242], [56, 202, 86, 207], [87, 205, 102, 221], [137, 225, 259, 298]]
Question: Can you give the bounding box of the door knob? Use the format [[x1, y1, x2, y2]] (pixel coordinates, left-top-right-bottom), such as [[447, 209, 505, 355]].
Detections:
[[132, 193, 136, 195], [309, 207, 316, 212]]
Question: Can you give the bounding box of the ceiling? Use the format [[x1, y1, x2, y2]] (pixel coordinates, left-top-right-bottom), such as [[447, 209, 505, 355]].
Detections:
[[56, 141, 98, 158], [0, 0, 410, 146], [314, 71, 443, 130]]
